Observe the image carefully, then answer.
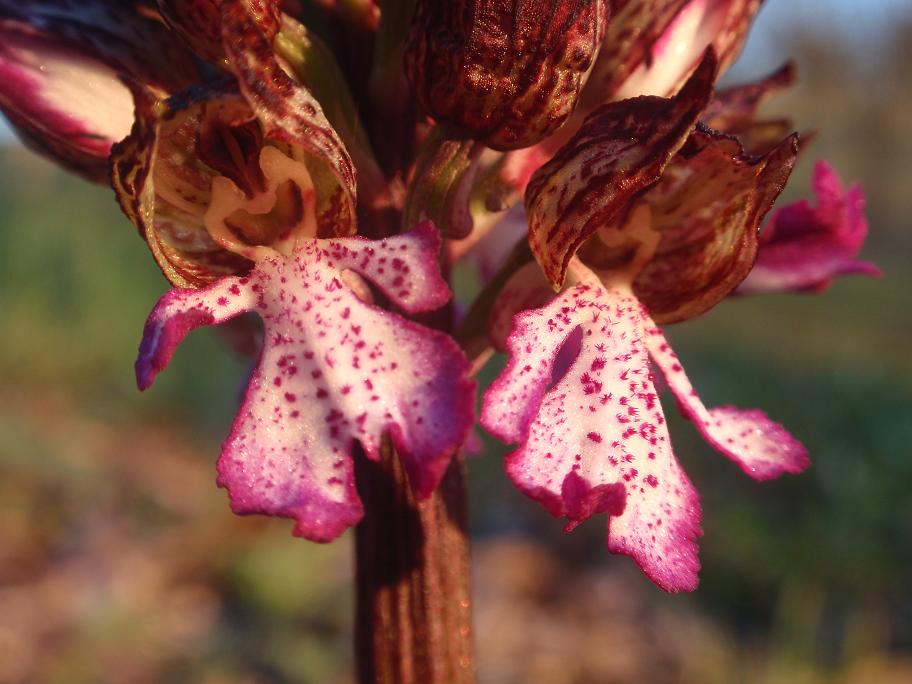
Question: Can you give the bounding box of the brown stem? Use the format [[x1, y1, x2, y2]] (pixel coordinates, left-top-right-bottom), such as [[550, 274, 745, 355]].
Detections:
[[354, 443, 476, 683]]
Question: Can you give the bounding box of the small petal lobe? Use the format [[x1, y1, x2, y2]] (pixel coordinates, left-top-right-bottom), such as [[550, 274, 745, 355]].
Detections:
[[644, 325, 809, 480]]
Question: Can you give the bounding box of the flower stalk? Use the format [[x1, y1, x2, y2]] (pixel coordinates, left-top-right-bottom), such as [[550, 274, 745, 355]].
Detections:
[[355, 443, 475, 683], [403, 126, 483, 239]]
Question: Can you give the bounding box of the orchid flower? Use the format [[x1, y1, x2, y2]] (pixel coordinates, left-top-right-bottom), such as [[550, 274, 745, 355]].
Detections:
[[480, 53, 813, 592], [738, 161, 882, 295], [115, 1, 474, 540], [2, 0, 476, 542], [0, 0, 879, 628]]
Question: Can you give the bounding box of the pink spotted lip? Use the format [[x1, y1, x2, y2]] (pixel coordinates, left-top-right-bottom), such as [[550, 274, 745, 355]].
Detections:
[[481, 263, 808, 592], [482, 280, 703, 592], [137, 222, 475, 541]]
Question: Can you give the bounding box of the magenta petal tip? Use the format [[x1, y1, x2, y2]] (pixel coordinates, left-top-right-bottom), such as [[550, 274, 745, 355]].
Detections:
[[739, 161, 880, 295]]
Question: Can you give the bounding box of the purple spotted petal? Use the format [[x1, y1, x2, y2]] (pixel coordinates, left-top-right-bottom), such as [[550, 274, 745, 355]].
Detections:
[[644, 326, 809, 481], [481, 281, 702, 592], [738, 162, 881, 295], [137, 223, 475, 541]]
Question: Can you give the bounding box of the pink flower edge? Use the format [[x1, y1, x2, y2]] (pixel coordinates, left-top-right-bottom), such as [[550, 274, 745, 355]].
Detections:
[[738, 161, 881, 295]]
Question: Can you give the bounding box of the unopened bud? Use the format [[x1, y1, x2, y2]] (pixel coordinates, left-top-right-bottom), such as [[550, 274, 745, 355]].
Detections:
[[405, 0, 608, 151]]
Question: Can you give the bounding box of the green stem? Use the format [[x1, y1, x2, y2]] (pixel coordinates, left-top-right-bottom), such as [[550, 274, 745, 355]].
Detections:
[[402, 127, 482, 238]]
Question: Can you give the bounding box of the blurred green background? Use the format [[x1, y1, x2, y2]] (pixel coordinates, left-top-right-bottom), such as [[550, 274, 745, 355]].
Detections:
[[1, 2, 910, 683]]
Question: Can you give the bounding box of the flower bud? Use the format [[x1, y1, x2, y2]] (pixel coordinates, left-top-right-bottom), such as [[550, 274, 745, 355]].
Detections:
[[404, 0, 609, 151], [0, 0, 200, 182]]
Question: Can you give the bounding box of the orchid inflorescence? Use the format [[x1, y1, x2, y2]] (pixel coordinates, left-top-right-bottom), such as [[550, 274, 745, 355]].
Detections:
[[0, 0, 879, 592]]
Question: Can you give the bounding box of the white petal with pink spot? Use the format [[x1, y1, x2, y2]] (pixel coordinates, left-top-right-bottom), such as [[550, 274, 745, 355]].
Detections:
[[482, 282, 702, 592], [137, 223, 474, 541], [644, 326, 809, 481]]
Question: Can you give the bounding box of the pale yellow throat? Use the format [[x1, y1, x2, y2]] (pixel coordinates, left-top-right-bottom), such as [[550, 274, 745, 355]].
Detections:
[[589, 204, 660, 289], [204, 146, 318, 261]]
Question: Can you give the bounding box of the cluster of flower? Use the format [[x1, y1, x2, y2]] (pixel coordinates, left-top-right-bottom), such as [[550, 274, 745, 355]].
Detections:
[[0, 0, 878, 591]]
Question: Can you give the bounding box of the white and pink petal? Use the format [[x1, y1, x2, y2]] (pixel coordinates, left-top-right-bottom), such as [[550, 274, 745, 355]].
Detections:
[[137, 225, 475, 540], [0, 0, 200, 91], [0, 1, 200, 180], [582, 0, 760, 107], [644, 326, 809, 481], [481, 280, 702, 592], [0, 23, 132, 181]]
